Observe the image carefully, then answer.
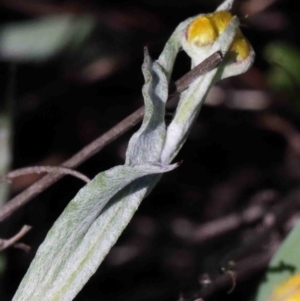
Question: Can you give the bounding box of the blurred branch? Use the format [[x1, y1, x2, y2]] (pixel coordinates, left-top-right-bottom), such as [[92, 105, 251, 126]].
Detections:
[[187, 189, 300, 300], [0, 52, 223, 223], [0, 165, 91, 184], [0, 225, 32, 252], [258, 113, 300, 154], [241, 0, 278, 16], [221, 190, 300, 263], [200, 252, 273, 299], [13, 242, 31, 252], [192, 203, 267, 243]]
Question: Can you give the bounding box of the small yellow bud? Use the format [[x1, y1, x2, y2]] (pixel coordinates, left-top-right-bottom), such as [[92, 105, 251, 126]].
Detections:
[[230, 29, 251, 61], [186, 11, 251, 61], [187, 16, 217, 46], [209, 11, 233, 34], [269, 274, 300, 301]]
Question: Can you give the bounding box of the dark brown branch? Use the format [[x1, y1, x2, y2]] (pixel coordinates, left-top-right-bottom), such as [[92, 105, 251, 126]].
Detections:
[[0, 225, 32, 251], [0, 51, 223, 223], [174, 51, 223, 93], [0, 166, 90, 184], [200, 252, 273, 299], [192, 204, 267, 243]]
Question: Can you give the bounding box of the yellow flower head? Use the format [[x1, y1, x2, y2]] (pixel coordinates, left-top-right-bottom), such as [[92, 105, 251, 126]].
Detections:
[[180, 0, 254, 80], [186, 11, 250, 62], [269, 274, 300, 301]]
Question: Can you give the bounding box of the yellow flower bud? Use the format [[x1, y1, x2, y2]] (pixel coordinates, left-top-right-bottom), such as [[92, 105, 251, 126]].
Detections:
[[186, 11, 251, 62], [187, 16, 218, 46], [269, 274, 300, 301]]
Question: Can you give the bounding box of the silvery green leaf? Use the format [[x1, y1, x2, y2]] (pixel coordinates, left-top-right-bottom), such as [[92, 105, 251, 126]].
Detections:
[[126, 48, 168, 165], [255, 220, 300, 301], [161, 18, 239, 163], [0, 16, 95, 62], [12, 163, 177, 301], [12, 48, 173, 301]]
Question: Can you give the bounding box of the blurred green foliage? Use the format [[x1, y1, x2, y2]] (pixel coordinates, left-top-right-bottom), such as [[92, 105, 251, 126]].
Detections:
[[255, 221, 300, 301], [0, 16, 95, 62], [265, 42, 300, 93]]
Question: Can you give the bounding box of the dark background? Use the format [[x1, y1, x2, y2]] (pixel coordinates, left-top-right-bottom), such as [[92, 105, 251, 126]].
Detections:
[[1, 0, 300, 300]]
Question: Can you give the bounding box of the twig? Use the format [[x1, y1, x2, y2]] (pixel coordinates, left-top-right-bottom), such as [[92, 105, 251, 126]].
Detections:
[[174, 51, 223, 93], [0, 225, 32, 251], [218, 189, 300, 264], [200, 252, 273, 299], [13, 242, 31, 252], [0, 166, 90, 184], [224, 270, 237, 294], [192, 204, 267, 243], [192, 190, 279, 243], [241, 0, 279, 16], [0, 51, 223, 223]]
